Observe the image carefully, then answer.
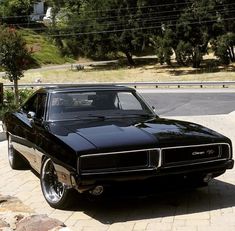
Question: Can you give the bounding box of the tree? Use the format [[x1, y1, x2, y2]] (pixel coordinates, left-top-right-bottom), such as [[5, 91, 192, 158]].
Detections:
[[212, 33, 235, 64], [0, 0, 36, 25], [152, 0, 231, 68], [71, 0, 145, 65], [50, 0, 160, 66], [44, 0, 235, 68], [215, 0, 235, 34], [0, 26, 31, 105], [173, 0, 217, 68], [210, 0, 235, 64], [154, 28, 174, 65]]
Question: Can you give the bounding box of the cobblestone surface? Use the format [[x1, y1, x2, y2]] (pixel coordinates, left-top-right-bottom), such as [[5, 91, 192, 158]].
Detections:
[[0, 114, 235, 231]]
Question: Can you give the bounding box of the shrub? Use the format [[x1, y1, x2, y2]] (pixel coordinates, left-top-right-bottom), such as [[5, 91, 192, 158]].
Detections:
[[213, 33, 235, 65], [0, 88, 34, 120]]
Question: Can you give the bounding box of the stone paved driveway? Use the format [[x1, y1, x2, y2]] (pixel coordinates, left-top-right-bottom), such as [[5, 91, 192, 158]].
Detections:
[[1, 114, 235, 231]]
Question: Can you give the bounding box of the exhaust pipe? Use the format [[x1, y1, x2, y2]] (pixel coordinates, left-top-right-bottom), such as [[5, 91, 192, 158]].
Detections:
[[89, 185, 104, 196], [203, 173, 213, 183]]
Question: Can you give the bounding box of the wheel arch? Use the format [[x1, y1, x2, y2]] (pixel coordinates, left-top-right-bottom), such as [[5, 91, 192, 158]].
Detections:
[[41, 155, 76, 189], [40, 156, 78, 209]]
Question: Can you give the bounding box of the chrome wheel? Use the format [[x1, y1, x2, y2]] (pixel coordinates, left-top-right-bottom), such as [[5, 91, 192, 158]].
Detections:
[[8, 137, 14, 167], [41, 158, 65, 204]]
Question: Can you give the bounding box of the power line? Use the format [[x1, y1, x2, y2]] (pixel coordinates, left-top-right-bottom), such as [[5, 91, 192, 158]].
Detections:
[[1, 1, 235, 20], [60, 8, 235, 28], [48, 12, 234, 32], [90, 1, 190, 13], [43, 17, 235, 37], [57, 1, 234, 14], [0, 14, 46, 19], [0, 2, 189, 19], [5, 6, 235, 30]]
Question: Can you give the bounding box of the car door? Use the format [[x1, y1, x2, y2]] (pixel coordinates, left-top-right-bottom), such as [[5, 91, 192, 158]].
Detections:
[[30, 93, 48, 171], [12, 94, 38, 163], [17, 93, 47, 169]]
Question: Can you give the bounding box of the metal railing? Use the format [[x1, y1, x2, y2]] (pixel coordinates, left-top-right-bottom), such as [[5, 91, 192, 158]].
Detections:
[[2, 81, 235, 89]]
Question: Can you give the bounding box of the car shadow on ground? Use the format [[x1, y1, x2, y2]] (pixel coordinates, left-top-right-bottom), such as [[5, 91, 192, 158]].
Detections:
[[69, 179, 235, 224]]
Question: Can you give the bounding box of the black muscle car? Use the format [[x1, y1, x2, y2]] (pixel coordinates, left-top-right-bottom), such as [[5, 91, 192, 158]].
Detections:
[[3, 85, 234, 209]]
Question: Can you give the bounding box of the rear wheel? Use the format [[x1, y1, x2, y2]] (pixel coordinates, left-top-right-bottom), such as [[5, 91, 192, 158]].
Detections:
[[8, 135, 27, 170], [40, 158, 76, 209]]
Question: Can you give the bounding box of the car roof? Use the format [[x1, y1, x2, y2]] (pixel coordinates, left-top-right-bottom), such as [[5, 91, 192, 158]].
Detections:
[[36, 84, 134, 93]]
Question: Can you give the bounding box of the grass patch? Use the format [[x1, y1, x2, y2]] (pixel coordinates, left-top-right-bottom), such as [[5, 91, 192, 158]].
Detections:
[[21, 29, 75, 66], [12, 61, 234, 84], [1, 54, 235, 84]]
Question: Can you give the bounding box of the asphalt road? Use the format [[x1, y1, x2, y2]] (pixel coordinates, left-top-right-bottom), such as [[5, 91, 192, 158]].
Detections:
[[0, 83, 234, 116], [139, 89, 235, 116]]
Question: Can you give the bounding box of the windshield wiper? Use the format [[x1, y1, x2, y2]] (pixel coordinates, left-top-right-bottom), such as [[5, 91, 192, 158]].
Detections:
[[87, 115, 106, 120], [73, 113, 155, 121], [74, 115, 106, 120], [124, 113, 155, 118]]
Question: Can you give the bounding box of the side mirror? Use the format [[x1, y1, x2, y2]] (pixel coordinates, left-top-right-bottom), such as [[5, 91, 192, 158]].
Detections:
[[152, 106, 156, 113], [27, 111, 36, 120]]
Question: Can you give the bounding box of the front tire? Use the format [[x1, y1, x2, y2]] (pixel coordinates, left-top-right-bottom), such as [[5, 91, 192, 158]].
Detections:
[[40, 158, 76, 209]]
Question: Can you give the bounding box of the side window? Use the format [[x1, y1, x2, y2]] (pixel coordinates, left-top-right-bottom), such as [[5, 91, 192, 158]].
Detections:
[[116, 92, 143, 110], [22, 95, 38, 113], [22, 93, 47, 119], [36, 94, 47, 119]]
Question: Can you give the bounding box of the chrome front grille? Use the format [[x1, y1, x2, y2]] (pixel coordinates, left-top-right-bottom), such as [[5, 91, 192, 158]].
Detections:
[[161, 143, 231, 167], [78, 143, 231, 174], [79, 149, 159, 174]]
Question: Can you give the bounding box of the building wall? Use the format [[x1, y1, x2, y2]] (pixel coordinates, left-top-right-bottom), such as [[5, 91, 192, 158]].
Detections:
[[34, 1, 44, 15], [31, 1, 45, 21]]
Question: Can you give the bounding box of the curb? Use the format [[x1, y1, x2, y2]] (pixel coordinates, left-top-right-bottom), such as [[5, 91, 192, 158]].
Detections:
[[0, 122, 6, 142], [0, 132, 6, 142]]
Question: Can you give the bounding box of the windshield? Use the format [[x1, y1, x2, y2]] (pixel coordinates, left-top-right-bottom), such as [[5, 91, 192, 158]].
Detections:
[[48, 90, 154, 121]]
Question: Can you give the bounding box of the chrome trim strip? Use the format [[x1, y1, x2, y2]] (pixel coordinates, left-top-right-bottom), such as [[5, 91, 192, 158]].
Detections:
[[161, 142, 230, 151], [162, 158, 229, 169], [219, 145, 222, 158], [158, 149, 162, 168], [147, 151, 151, 167], [80, 148, 160, 158], [77, 157, 80, 175], [81, 167, 156, 176], [81, 158, 230, 176]]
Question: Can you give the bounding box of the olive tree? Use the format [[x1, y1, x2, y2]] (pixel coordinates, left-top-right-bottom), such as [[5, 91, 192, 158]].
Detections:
[[0, 27, 31, 105]]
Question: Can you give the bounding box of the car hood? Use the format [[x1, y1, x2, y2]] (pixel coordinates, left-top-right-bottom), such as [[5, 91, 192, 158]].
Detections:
[[48, 117, 227, 153], [138, 118, 226, 147]]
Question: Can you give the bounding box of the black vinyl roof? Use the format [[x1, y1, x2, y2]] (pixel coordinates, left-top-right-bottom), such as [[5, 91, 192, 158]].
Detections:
[[37, 84, 134, 93]]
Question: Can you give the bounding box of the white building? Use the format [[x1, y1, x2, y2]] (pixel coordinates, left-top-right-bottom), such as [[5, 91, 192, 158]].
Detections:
[[30, 1, 45, 21]]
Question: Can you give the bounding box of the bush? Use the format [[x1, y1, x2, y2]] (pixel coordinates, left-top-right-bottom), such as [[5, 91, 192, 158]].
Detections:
[[4, 88, 34, 105], [213, 33, 235, 65], [175, 41, 193, 66], [0, 88, 34, 120]]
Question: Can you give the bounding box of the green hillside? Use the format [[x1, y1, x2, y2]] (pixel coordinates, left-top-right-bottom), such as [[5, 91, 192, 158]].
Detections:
[[21, 29, 75, 67]]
